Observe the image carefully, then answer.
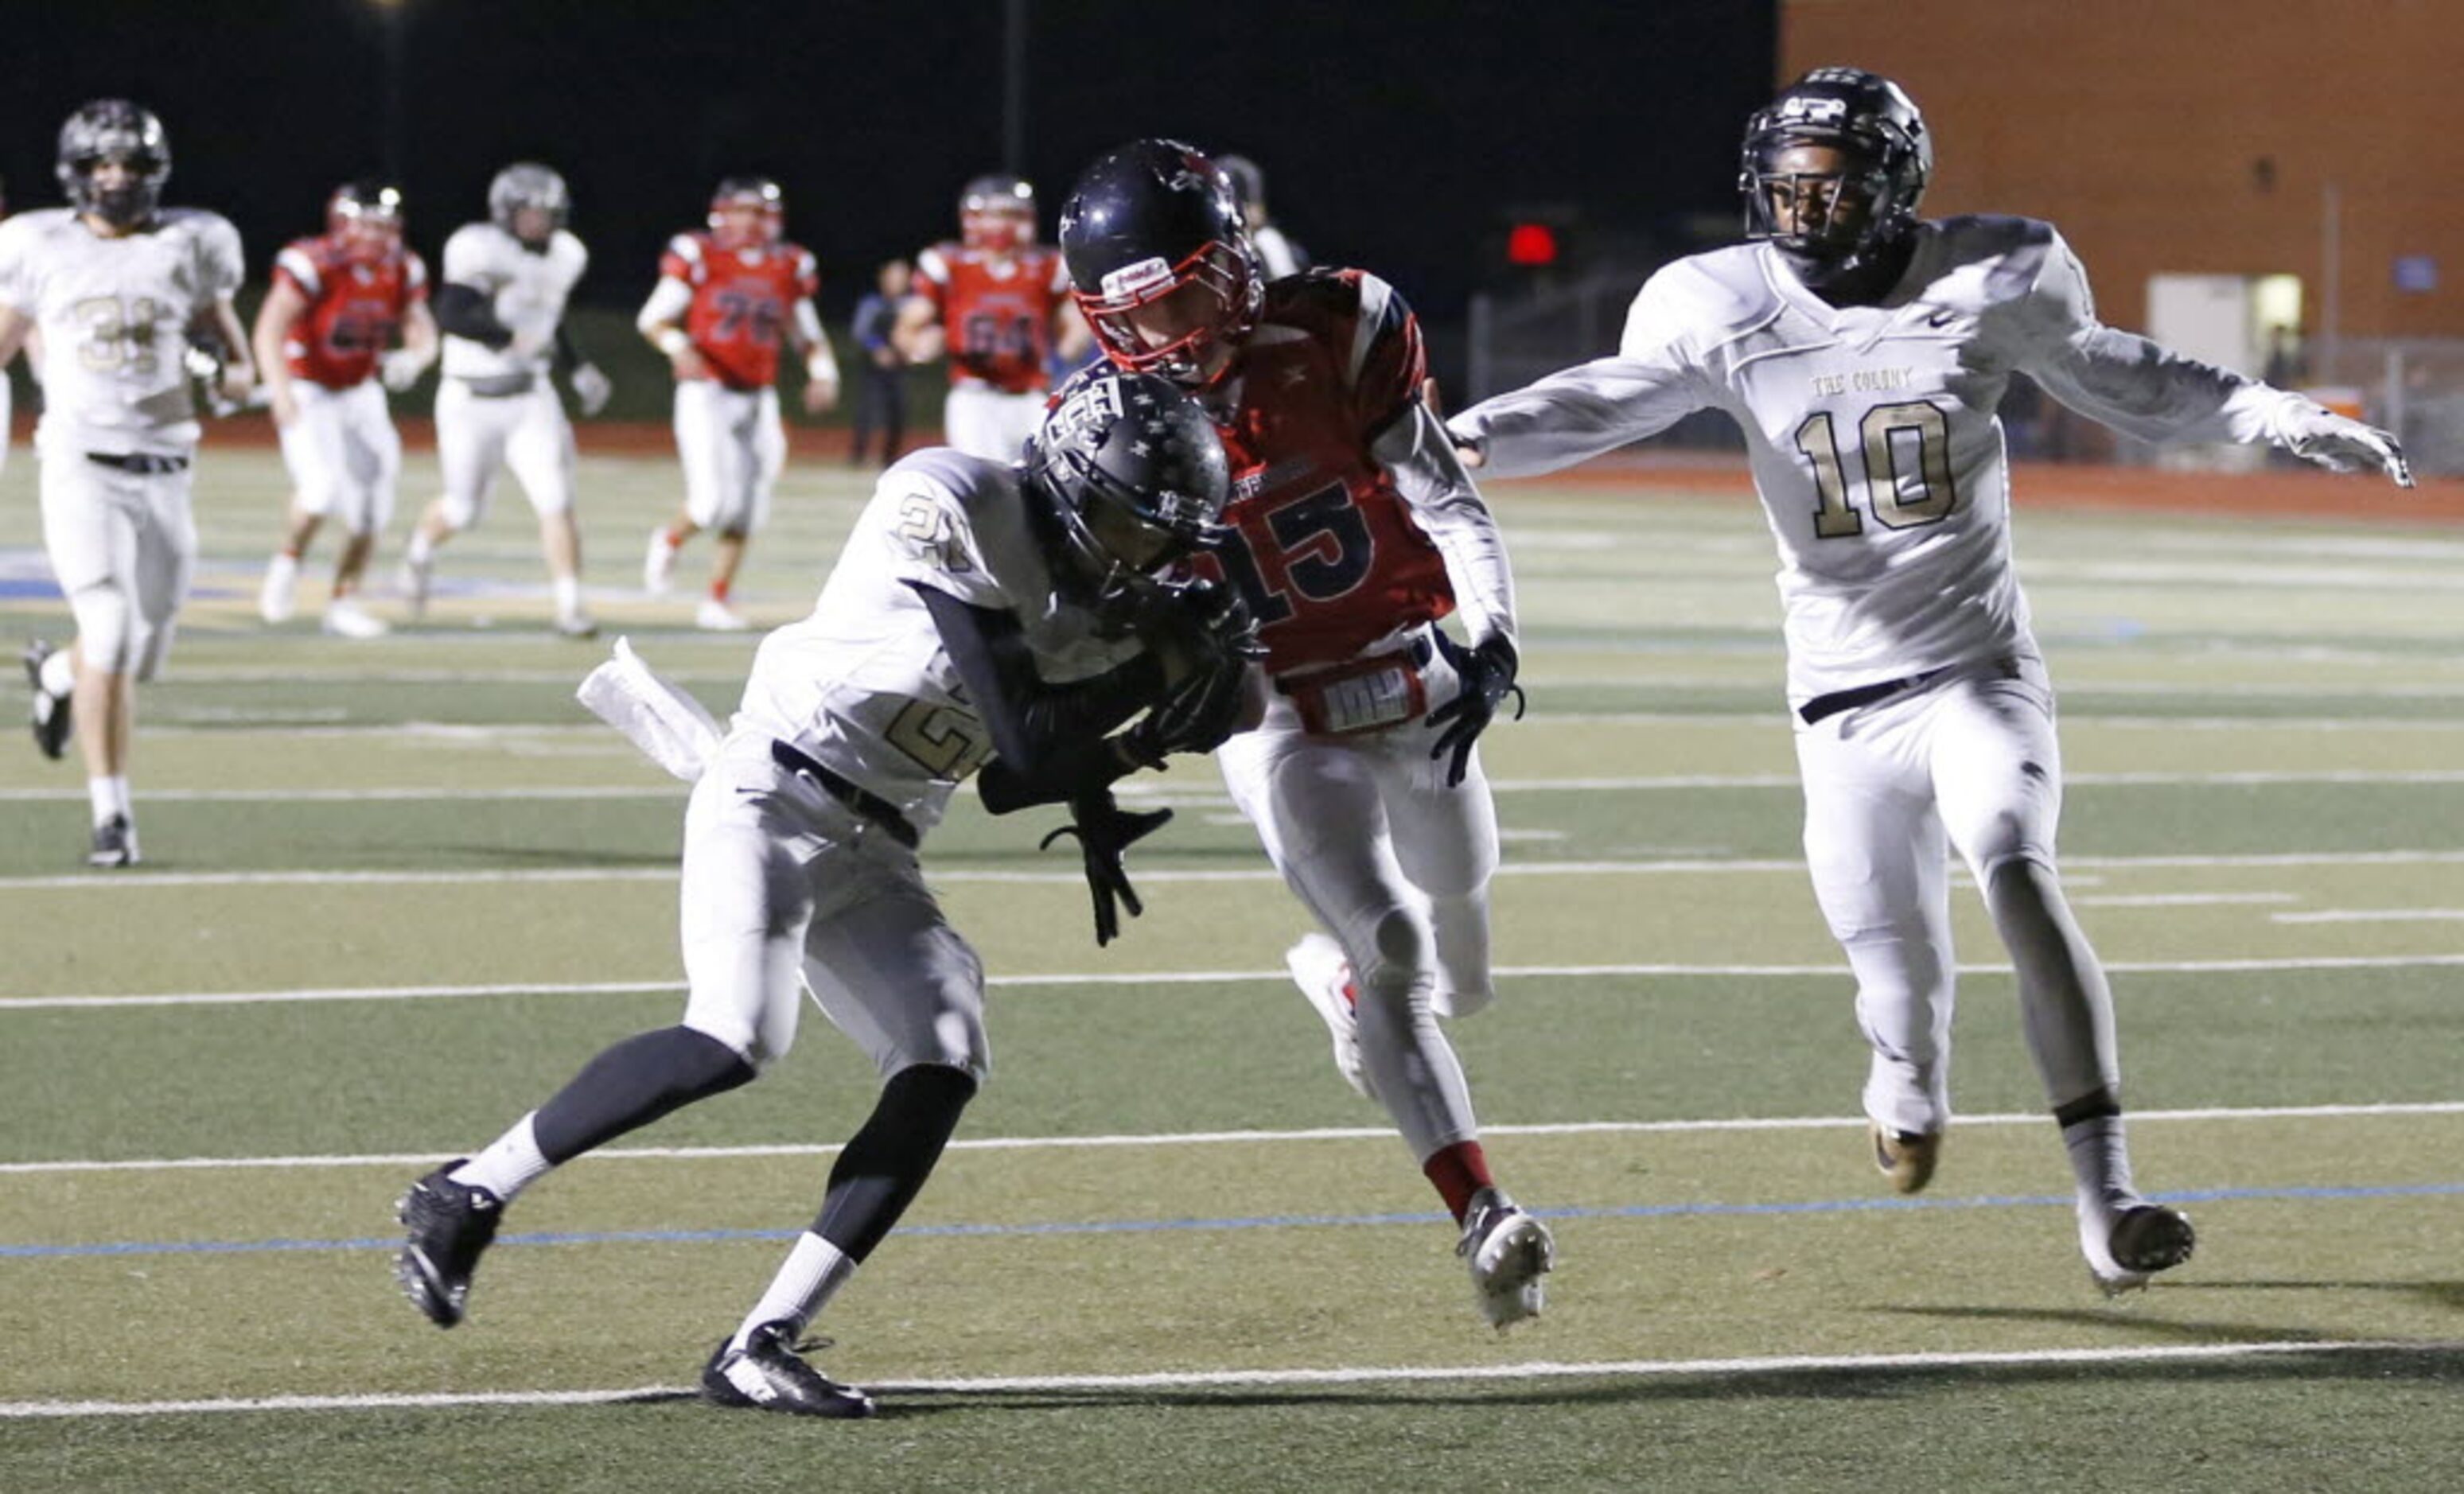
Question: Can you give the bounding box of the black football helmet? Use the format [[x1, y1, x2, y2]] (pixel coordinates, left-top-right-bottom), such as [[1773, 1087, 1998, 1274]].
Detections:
[[1023, 367, 1232, 623], [488, 161, 569, 241], [1059, 139, 1262, 386], [1739, 67, 1931, 283], [57, 99, 171, 229]]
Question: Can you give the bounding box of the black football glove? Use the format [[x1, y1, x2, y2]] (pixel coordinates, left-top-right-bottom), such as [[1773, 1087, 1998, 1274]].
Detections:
[[1116, 579, 1263, 767], [1039, 790, 1175, 946], [1425, 632, 1524, 788]]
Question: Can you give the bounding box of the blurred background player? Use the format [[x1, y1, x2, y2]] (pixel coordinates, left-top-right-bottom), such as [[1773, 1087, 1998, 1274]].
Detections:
[[1060, 139, 1551, 1329], [255, 181, 438, 639], [400, 161, 609, 638], [1213, 154, 1308, 279], [1447, 68, 2412, 1294], [2, 100, 251, 867], [395, 370, 1240, 1418], [639, 177, 840, 632], [893, 173, 1088, 461], [847, 257, 910, 469]]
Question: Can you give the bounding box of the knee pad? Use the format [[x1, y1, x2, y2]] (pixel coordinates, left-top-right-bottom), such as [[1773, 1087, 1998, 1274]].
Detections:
[[66, 582, 135, 674], [1352, 908, 1435, 1032]]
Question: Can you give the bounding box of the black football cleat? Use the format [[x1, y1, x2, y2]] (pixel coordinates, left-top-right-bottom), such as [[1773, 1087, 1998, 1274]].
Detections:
[[88, 814, 139, 869], [395, 1161, 503, 1328], [702, 1322, 876, 1418], [24, 640, 71, 761]]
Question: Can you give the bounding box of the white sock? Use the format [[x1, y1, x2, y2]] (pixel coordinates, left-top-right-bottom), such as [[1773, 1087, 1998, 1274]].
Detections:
[[553, 576, 582, 617], [405, 531, 434, 565], [730, 1231, 857, 1350], [450, 1112, 553, 1203], [40, 647, 75, 696], [88, 776, 130, 826], [2061, 1113, 2137, 1214]]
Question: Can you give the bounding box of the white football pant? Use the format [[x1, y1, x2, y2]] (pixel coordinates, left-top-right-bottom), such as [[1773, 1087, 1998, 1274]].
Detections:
[[678, 731, 989, 1082], [674, 380, 784, 535], [278, 379, 402, 535], [38, 446, 196, 679], [940, 383, 1045, 465], [1794, 655, 2118, 1138], [1216, 636, 1499, 1161], [434, 376, 578, 528]]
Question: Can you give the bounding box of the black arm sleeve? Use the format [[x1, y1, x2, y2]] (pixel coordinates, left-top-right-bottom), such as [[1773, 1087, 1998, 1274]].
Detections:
[[430, 283, 514, 349], [910, 582, 1162, 812], [555, 321, 589, 372]]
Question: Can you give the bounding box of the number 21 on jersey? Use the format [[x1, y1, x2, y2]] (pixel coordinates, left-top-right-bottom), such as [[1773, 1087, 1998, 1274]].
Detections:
[[1795, 399, 1960, 537]]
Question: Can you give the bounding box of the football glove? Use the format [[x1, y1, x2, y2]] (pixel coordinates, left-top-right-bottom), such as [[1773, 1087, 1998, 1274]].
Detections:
[[1426, 632, 1524, 788], [380, 348, 431, 393], [2286, 405, 2412, 487], [1040, 790, 1174, 947], [570, 362, 613, 418]]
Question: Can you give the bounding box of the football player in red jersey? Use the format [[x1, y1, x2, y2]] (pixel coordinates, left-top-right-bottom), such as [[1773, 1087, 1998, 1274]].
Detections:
[[1059, 140, 1553, 1329], [254, 181, 438, 639], [892, 173, 1089, 462], [639, 177, 840, 630]]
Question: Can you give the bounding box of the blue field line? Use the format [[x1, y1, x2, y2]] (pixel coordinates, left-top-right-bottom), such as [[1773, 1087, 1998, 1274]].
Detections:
[[6, 1180, 2463, 1262]]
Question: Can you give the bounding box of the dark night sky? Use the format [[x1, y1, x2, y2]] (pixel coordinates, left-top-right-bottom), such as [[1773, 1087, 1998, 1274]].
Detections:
[[2, 2, 1776, 325]]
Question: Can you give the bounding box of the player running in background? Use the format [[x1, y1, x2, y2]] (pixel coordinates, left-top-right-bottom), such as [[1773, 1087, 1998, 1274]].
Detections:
[[1447, 68, 2412, 1293], [395, 370, 1254, 1418], [1059, 138, 1554, 1329], [3, 100, 251, 868], [638, 177, 839, 632], [893, 173, 1088, 461], [254, 181, 438, 639], [399, 161, 610, 638]]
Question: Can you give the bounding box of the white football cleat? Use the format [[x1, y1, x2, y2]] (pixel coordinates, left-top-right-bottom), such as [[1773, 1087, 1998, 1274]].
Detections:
[[555, 609, 601, 640], [259, 553, 299, 624], [1458, 1186, 1554, 1329], [695, 598, 752, 632], [643, 528, 679, 596], [321, 597, 390, 639], [2081, 1197, 2196, 1297], [1285, 932, 1369, 1099]]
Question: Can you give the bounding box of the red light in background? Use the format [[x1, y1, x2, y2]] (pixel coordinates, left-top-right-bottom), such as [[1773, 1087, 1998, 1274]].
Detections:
[[1504, 222, 1559, 267]]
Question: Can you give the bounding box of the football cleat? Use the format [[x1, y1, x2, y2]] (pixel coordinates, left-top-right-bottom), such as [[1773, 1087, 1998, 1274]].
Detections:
[[554, 609, 600, 641], [642, 528, 679, 596], [1868, 1122, 1941, 1195], [1285, 932, 1370, 1099], [702, 1322, 876, 1418], [2082, 1200, 2196, 1297], [1458, 1186, 1554, 1329], [395, 1161, 503, 1328], [321, 597, 390, 639], [398, 552, 433, 621], [695, 598, 751, 632], [259, 552, 299, 624], [88, 814, 139, 869], [23, 640, 72, 761]]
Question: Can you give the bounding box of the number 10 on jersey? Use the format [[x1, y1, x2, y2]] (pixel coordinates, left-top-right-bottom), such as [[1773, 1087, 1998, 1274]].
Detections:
[[1794, 399, 1960, 537]]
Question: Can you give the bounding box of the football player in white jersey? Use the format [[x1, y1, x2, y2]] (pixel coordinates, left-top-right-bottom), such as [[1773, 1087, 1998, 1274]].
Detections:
[[399, 162, 610, 637], [2, 101, 251, 868], [394, 370, 1256, 1418], [1447, 68, 2412, 1294]]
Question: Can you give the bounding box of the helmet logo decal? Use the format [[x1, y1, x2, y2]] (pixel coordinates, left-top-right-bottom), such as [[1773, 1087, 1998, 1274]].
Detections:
[[1099, 256, 1175, 302]]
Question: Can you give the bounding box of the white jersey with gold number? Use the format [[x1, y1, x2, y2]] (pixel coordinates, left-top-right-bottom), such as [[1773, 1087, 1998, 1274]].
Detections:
[[0, 206, 243, 457], [732, 446, 1143, 835], [438, 222, 587, 383], [1454, 215, 2329, 703]]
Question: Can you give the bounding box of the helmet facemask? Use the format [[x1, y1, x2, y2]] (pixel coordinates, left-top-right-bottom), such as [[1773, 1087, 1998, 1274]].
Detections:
[[1023, 370, 1232, 630], [709, 178, 784, 251], [1738, 70, 1929, 290], [329, 183, 405, 264], [58, 101, 172, 231], [1073, 239, 1259, 387]]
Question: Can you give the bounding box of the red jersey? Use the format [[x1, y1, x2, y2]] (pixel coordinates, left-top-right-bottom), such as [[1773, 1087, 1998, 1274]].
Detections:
[[659, 231, 820, 391], [913, 241, 1070, 394], [1191, 270, 1454, 673], [271, 235, 428, 390]]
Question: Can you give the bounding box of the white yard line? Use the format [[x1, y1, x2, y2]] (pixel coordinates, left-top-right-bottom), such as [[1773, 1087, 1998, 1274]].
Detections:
[[2072, 892, 2300, 908], [2271, 908, 2464, 924], [0, 1339, 2446, 1418], [7, 952, 2463, 1013], [0, 847, 2458, 893], [6, 1100, 2460, 1176]]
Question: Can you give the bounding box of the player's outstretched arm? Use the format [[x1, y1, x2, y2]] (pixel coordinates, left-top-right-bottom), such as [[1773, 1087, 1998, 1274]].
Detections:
[[251, 278, 308, 425], [793, 298, 840, 414]]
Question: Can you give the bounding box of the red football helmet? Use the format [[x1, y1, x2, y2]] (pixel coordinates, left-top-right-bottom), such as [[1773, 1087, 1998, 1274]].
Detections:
[[709, 176, 784, 250], [960, 173, 1034, 255], [328, 180, 404, 263]]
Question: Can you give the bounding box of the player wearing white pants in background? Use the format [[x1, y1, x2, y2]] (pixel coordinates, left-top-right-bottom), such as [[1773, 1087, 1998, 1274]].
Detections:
[[937, 380, 1044, 465], [1450, 68, 2412, 1292], [638, 178, 837, 631], [393, 374, 1240, 1419], [255, 180, 434, 639], [401, 161, 609, 637], [1, 99, 251, 868]]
